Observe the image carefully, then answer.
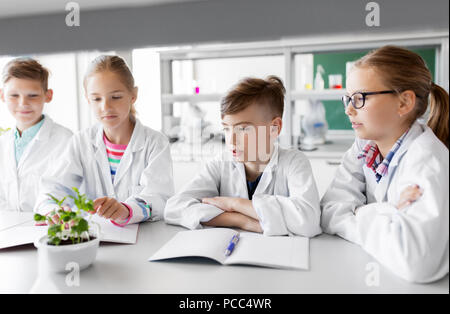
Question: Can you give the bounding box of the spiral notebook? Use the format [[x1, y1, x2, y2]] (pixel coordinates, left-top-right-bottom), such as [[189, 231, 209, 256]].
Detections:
[[149, 228, 309, 270]]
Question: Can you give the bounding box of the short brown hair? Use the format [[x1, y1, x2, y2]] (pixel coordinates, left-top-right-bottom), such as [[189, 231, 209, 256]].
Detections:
[[2, 57, 50, 91], [221, 75, 285, 119]]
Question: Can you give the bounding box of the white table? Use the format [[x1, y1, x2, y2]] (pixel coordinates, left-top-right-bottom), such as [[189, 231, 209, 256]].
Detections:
[[0, 220, 447, 294]]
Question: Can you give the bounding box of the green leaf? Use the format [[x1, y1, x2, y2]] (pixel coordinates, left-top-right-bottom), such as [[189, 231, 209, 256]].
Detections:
[[69, 187, 94, 213], [46, 194, 67, 207], [34, 213, 45, 222], [73, 218, 89, 234], [49, 236, 61, 246], [48, 224, 61, 237]]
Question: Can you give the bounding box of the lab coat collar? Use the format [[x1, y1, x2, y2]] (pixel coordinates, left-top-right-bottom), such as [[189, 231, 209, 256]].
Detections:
[[253, 145, 280, 197], [34, 115, 54, 143], [14, 115, 45, 142], [373, 120, 424, 202], [260, 143, 280, 173], [230, 143, 280, 173], [230, 144, 280, 199], [92, 118, 145, 153], [385, 120, 424, 169], [16, 115, 54, 170], [4, 131, 18, 177], [92, 118, 145, 187]]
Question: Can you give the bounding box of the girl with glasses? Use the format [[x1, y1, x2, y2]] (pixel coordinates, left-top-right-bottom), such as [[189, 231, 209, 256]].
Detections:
[[321, 45, 449, 283]]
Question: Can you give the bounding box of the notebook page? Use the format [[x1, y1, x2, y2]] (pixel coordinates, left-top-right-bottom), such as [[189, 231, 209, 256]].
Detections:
[[149, 228, 238, 264], [89, 215, 139, 244], [224, 232, 309, 270], [0, 212, 35, 232], [0, 225, 47, 249]]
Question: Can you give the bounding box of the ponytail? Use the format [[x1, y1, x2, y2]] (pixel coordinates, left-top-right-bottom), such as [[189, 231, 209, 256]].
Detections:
[[428, 82, 449, 148]]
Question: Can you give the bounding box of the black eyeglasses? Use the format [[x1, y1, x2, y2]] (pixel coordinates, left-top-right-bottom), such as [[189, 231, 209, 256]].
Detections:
[[342, 90, 397, 109]]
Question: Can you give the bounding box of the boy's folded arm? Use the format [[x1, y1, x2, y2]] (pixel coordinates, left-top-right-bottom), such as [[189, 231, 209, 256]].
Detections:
[[252, 193, 321, 237], [164, 160, 224, 229], [201, 212, 245, 229], [252, 157, 322, 238], [165, 199, 223, 230], [231, 198, 259, 220]]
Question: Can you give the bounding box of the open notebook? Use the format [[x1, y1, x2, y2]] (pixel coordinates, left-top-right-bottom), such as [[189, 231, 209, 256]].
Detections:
[[149, 228, 309, 270], [0, 212, 139, 249]]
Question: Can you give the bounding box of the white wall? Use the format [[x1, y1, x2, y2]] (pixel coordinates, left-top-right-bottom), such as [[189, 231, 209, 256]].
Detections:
[[171, 55, 285, 129], [39, 53, 79, 132], [0, 56, 16, 129], [132, 48, 162, 131]]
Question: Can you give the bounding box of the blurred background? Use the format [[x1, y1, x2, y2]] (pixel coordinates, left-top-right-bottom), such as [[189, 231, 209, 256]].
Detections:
[[0, 0, 448, 193]]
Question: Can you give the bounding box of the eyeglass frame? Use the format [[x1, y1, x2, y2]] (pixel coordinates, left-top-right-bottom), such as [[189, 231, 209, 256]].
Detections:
[[342, 90, 397, 109]]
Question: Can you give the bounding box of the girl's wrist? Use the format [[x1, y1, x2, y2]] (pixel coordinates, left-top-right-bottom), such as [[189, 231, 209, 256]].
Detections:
[[112, 203, 133, 227], [121, 203, 131, 219]]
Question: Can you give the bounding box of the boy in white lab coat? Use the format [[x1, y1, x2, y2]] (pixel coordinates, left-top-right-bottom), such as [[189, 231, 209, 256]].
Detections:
[[165, 76, 322, 237], [0, 58, 73, 212], [321, 46, 449, 283]]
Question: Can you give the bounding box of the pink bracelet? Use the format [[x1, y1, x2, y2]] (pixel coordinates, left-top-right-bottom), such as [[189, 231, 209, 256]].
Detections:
[[111, 203, 133, 227]]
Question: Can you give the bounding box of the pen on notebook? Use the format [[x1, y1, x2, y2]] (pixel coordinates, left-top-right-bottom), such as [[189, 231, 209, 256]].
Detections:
[[225, 234, 240, 256]]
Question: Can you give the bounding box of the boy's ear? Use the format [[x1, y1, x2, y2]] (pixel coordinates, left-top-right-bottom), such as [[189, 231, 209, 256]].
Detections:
[[0, 88, 4, 102], [45, 89, 53, 103], [398, 90, 416, 117], [270, 117, 283, 136]]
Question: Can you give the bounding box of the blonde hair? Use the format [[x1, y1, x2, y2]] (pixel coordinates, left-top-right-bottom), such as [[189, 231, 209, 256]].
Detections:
[[2, 57, 50, 91], [83, 55, 137, 117], [354, 45, 449, 148]]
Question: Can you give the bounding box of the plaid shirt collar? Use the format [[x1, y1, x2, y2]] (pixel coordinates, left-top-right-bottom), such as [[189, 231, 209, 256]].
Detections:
[[358, 129, 410, 183]]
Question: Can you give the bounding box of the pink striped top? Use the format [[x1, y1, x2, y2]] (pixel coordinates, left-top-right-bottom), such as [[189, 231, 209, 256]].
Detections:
[[103, 133, 128, 182]]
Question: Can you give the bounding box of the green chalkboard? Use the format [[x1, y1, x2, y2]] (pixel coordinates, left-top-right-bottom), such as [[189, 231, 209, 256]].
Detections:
[[313, 48, 436, 130]]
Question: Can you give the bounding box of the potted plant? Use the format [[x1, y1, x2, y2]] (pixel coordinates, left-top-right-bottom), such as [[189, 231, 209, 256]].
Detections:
[[33, 187, 100, 273]]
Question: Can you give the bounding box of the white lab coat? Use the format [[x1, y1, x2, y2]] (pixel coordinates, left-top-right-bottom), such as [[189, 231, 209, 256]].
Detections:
[[164, 144, 322, 237], [0, 115, 73, 212], [321, 121, 449, 283], [34, 119, 175, 225]]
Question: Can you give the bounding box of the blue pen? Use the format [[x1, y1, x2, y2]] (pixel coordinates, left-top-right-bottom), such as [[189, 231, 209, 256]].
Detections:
[[225, 234, 240, 256]]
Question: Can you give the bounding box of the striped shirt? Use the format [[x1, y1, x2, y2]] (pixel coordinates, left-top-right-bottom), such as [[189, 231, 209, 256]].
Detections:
[[357, 129, 410, 183], [103, 133, 128, 182]]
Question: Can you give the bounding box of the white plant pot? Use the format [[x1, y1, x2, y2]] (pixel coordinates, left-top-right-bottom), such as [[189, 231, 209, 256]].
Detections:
[[34, 223, 100, 273]]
